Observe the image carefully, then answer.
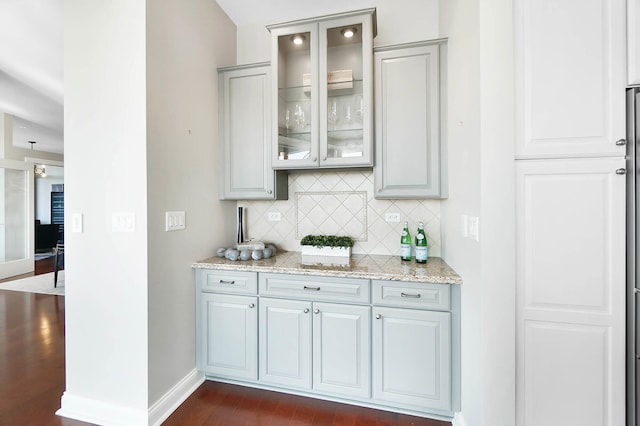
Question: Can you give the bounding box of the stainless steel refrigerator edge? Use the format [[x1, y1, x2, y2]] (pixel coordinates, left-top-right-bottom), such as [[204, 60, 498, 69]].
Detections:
[[627, 86, 640, 426]]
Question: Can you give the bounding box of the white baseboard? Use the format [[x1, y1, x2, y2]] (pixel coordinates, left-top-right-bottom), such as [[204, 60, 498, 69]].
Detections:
[[57, 392, 148, 425], [149, 368, 205, 426], [452, 412, 468, 426], [56, 369, 204, 426]]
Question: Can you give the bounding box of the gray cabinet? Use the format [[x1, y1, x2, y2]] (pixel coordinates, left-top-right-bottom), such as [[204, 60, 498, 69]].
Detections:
[[374, 40, 447, 199], [196, 270, 259, 381], [268, 9, 376, 170], [218, 63, 287, 200]]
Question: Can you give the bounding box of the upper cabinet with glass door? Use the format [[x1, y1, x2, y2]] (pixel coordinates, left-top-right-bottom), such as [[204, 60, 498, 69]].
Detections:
[[268, 9, 376, 170]]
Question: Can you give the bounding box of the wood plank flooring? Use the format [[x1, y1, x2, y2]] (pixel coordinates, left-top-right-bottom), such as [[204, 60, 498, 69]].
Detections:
[[0, 262, 450, 426]]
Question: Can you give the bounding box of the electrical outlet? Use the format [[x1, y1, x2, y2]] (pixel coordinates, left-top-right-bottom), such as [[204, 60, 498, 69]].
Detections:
[[268, 212, 281, 221], [384, 212, 401, 222]]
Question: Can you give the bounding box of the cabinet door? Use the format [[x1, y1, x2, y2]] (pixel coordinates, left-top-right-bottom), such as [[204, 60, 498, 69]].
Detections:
[[312, 302, 370, 398], [515, 158, 625, 426], [219, 63, 286, 200], [372, 306, 451, 411], [514, 0, 626, 157], [198, 293, 258, 381], [630, 0, 640, 86], [270, 22, 320, 169], [318, 13, 374, 168], [374, 42, 444, 199], [259, 297, 312, 389]]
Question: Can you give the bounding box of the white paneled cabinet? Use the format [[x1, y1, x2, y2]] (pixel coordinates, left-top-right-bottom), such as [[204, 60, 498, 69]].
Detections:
[[515, 158, 626, 426], [514, 0, 626, 158], [218, 63, 287, 200], [515, 0, 627, 424], [630, 0, 640, 85], [373, 40, 447, 199]]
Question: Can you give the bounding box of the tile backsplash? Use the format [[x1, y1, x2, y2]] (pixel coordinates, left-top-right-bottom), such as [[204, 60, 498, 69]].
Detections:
[[238, 170, 441, 257]]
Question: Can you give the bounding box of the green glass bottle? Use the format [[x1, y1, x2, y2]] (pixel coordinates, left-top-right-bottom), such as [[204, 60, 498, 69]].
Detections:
[[415, 221, 428, 263], [400, 221, 412, 261]]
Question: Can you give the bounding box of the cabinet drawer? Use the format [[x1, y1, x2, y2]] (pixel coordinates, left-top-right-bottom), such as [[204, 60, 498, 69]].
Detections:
[[259, 273, 370, 304], [198, 270, 258, 295], [372, 280, 450, 311]]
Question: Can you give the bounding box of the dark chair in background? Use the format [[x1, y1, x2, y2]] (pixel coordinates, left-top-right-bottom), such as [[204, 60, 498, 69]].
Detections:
[[35, 223, 60, 253], [54, 243, 64, 287]]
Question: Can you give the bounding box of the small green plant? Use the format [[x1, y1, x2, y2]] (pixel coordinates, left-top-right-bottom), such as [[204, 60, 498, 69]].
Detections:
[[300, 235, 354, 248]]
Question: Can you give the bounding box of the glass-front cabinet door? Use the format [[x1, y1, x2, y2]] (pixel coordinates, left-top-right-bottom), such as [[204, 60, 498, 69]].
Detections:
[[269, 9, 376, 170], [271, 23, 319, 169]]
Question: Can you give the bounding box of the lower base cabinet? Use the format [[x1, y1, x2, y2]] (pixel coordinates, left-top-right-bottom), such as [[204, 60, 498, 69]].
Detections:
[[196, 269, 459, 420], [198, 292, 258, 381], [372, 306, 451, 411], [259, 297, 371, 399]]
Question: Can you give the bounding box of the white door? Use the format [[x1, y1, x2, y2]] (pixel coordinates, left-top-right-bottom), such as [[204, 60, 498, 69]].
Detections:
[[515, 158, 625, 426], [372, 306, 451, 411], [312, 302, 370, 398], [0, 159, 33, 279], [259, 297, 312, 389], [514, 0, 626, 158], [199, 293, 258, 381]]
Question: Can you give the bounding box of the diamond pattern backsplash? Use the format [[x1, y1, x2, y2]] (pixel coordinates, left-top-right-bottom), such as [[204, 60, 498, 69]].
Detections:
[[238, 170, 441, 257]]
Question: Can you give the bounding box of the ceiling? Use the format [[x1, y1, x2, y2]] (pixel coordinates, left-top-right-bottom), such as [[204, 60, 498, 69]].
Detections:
[[0, 0, 63, 154], [214, 0, 378, 26], [0, 0, 375, 156]]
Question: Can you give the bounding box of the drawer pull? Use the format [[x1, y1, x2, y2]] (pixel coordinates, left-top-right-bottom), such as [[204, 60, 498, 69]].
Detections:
[[401, 292, 421, 298], [375, 314, 381, 319], [219, 280, 235, 285], [249, 303, 255, 308], [314, 309, 320, 314], [304, 308, 310, 313], [304, 286, 321, 291]]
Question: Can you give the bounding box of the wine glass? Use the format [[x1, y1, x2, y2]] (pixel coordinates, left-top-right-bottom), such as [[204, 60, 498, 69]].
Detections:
[[327, 99, 338, 130], [354, 95, 364, 121], [284, 108, 291, 131]]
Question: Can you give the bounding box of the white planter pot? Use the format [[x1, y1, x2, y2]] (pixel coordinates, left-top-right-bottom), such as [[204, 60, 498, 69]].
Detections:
[[300, 246, 351, 265]]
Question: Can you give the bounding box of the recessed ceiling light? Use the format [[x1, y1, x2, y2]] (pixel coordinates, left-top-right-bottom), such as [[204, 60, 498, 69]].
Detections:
[[341, 28, 357, 38], [291, 34, 305, 45]]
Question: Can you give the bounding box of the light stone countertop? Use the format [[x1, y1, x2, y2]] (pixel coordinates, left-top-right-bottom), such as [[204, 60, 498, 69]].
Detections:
[[192, 251, 462, 285]]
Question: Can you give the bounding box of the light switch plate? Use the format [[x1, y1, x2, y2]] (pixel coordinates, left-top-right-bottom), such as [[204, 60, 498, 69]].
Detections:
[[112, 212, 135, 233], [166, 211, 186, 231], [72, 213, 83, 233]]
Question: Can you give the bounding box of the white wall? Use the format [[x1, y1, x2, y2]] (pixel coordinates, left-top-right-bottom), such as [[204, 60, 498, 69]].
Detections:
[[236, 0, 440, 64], [440, 0, 515, 425], [61, 1, 150, 423], [145, 0, 236, 408]]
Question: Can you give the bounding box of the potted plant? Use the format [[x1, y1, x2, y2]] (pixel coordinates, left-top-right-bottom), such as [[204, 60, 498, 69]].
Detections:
[[300, 235, 354, 265]]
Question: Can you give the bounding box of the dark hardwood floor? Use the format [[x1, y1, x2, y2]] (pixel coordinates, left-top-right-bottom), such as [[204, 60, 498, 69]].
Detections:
[[0, 260, 450, 426]]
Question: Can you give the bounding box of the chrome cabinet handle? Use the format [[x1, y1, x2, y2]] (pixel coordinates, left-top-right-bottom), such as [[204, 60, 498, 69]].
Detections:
[[312, 157, 317, 162], [304, 286, 320, 291], [314, 309, 320, 314], [219, 280, 235, 285], [267, 189, 273, 194], [375, 314, 381, 319], [304, 308, 310, 313], [616, 168, 627, 175], [401, 292, 421, 298], [323, 156, 327, 161], [249, 303, 255, 308], [616, 139, 627, 146]]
